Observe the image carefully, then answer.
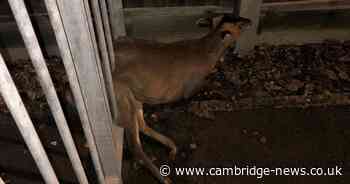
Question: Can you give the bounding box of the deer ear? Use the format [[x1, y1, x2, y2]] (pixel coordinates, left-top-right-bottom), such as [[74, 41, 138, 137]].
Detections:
[[196, 17, 211, 27], [211, 15, 224, 28]]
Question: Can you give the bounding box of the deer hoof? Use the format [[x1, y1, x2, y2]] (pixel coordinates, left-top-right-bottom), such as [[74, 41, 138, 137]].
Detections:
[[164, 177, 172, 184], [169, 149, 177, 161]]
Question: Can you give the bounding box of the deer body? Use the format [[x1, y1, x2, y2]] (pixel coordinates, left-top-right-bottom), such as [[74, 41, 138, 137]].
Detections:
[[110, 15, 251, 184], [114, 34, 224, 104]]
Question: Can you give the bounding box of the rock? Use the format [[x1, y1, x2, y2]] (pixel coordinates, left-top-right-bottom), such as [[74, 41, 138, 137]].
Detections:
[[257, 72, 266, 80], [323, 69, 338, 80], [252, 131, 259, 136], [219, 57, 225, 63], [264, 81, 282, 91], [231, 96, 237, 101], [151, 113, 159, 122], [213, 81, 222, 87], [237, 98, 253, 109], [287, 95, 306, 104], [273, 70, 282, 80], [304, 83, 315, 96], [189, 100, 234, 119], [190, 143, 197, 150], [339, 54, 350, 62], [286, 79, 304, 92], [259, 136, 267, 144], [189, 101, 215, 119], [224, 70, 241, 85], [50, 141, 57, 146], [322, 90, 333, 98], [254, 89, 269, 98], [289, 68, 302, 77], [338, 70, 350, 81]]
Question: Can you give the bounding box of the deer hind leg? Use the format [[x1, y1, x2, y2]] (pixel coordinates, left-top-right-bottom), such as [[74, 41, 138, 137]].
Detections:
[[115, 82, 171, 184], [137, 109, 177, 160], [125, 117, 172, 184]]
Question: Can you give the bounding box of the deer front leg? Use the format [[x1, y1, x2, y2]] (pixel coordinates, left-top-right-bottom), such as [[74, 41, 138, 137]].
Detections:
[[137, 109, 177, 160]]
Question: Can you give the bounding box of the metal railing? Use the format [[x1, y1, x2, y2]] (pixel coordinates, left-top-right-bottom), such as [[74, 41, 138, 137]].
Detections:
[[262, 0, 350, 12], [0, 176, 5, 184], [1, 0, 123, 183]]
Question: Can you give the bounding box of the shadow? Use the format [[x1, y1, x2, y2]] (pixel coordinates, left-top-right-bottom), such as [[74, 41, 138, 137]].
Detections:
[[0, 33, 12, 61], [23, 0, 50, 58]]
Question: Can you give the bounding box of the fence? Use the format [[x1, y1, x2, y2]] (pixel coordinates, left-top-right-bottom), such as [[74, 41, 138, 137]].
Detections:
[[119, 0, 350, 53], [0, 0, 124, 184]]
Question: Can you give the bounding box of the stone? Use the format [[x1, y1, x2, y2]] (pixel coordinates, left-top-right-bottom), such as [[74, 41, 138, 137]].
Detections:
[[286, 79, 304, 92]]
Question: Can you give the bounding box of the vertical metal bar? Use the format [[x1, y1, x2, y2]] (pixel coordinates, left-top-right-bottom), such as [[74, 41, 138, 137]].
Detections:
[[90, 1, 124, 182], [44, 0, 105, 183], [0, 53, 59, 184], [101, 1, 125, 181], [100, 0, 116, 71], [7, 1, 89, 184], [55, 0, 123, 183], [81, 0, 115, 126], [90, 0, 119, 124]]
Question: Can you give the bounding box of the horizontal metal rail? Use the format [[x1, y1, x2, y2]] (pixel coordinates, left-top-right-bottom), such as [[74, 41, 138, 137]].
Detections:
[[7, 0, 89, 183], [262, 0, 350, 12], [0, 53, 59, 184]]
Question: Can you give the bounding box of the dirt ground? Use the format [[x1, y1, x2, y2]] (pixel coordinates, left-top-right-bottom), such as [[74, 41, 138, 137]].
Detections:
[[0, 40, 350, 184], [124, 106, 350, 184]]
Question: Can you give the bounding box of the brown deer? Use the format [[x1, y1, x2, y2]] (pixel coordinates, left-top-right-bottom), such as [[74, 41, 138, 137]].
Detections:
[[112, 13, 251, 184]]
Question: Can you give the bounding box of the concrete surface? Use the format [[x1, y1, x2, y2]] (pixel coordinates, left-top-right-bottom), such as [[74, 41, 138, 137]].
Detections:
[[0, 6, 349, 60]]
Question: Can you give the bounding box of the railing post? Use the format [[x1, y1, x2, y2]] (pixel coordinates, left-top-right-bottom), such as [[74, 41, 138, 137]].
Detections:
[[55, 0, 123, 183], [44, 0, 107, 183], [236, 0, 262, 55]]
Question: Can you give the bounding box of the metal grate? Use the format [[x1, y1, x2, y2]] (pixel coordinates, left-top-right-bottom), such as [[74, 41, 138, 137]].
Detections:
[[1, 0, 123, 183]]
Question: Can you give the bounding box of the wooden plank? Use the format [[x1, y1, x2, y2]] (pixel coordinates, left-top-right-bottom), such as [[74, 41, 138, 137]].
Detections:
[[55, 0, 122, 183], [236, 0, 263, 55]]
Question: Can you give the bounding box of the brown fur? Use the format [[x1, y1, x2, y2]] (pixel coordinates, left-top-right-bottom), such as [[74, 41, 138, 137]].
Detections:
[[112, 15, 251, 183]]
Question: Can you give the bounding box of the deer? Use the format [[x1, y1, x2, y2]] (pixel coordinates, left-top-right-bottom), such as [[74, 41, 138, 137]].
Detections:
[[111, 12, 252, 183]]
